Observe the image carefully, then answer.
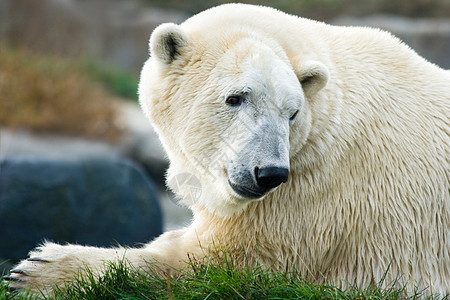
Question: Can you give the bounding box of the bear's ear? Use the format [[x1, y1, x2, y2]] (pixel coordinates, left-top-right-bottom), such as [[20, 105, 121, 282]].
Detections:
[[150, 23, 188, 64], [296, 61, 329, 98]]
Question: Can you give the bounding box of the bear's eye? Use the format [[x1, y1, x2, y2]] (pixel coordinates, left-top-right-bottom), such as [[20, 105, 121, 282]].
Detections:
[[225, 95, 243, 106], [289, 110, 299, 122]]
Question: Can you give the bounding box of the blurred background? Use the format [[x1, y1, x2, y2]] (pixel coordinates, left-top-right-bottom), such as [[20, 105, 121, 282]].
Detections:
[[1, 0, 449, 274]]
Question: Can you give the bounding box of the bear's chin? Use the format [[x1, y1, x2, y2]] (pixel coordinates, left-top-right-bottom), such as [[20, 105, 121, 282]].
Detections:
[[207, 199, 253, 217], [199, 187, 264, 217]]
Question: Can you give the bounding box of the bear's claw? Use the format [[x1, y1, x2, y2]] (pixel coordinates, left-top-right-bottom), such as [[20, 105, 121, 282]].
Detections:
[[3, 274, 22, 294], [3, 264, 38, 292], [3, 242, 95, 296], [3, 275, 22, 282], [7, 286, 19, 292], [10, 269, 28, 275], [26, 257, 50, 263]]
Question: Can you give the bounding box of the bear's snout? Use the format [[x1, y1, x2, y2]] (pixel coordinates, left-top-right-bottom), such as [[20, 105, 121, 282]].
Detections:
[[228, 166, 289, 200], [255, 166, 289, 190]]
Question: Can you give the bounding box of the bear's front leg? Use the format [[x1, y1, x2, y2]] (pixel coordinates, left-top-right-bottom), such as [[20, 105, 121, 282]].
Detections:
[[4, 228, 196, 296], [4, 242, 137, 296]]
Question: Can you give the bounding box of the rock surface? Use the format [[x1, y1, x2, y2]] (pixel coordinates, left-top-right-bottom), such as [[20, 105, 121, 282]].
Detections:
[[0, 156, 162, 274], [0, 101, 193, 232]]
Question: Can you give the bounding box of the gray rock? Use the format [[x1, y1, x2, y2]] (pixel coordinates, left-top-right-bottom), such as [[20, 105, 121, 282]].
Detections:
[[333, 15, 450, 69], [115, 102, 168, 187], [0, 129, 122, 161], [0, 157, 162, 267], [0, 101, 192, 233], [113, 103, 193, 232]]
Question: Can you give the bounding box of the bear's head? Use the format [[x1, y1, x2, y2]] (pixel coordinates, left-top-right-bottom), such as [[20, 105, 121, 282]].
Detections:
[[139, 22, 329, 216]]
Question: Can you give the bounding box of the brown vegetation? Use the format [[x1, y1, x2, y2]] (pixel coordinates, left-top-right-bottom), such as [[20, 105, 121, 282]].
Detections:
[[0, 47, 122, 142]]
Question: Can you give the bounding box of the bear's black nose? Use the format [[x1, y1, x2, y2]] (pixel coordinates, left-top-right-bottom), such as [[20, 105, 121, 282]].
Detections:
[[255, 167, 289, 190]]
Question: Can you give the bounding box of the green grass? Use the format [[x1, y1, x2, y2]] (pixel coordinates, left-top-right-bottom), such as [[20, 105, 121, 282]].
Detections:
[[82, 60, 139, 101], [1, 254, 445, 300]]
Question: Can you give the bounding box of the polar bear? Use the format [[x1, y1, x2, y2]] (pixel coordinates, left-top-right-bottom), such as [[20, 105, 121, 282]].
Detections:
[[6, 3, 449, 297]]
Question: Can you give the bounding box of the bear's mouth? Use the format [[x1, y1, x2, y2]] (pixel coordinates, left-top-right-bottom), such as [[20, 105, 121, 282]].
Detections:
[[228, 180, 265, 199]]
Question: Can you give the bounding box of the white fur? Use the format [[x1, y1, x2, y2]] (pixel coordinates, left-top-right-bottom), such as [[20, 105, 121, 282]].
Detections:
[[9, 4, 449, 297]]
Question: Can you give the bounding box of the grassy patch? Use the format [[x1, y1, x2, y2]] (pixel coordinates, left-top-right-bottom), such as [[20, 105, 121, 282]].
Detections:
[[0, 46, 129, 141], [82, 61, 139, 101], [0, 283, 9, 300], [1, 255, 443, 300]]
